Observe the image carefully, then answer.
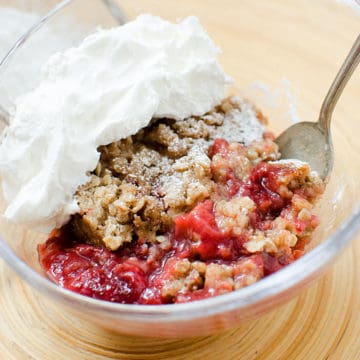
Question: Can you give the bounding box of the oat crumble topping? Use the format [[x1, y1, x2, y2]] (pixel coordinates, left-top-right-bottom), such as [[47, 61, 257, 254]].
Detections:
[[39, 96, 325, 305], [72, 97, 268, 250]]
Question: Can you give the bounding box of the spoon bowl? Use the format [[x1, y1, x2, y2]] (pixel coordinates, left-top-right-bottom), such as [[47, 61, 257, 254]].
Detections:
[[275, 122, 333, 181]]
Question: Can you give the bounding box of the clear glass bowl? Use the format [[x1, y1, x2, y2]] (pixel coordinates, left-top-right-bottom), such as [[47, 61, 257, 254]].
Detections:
[[0, 0, 359, 338]]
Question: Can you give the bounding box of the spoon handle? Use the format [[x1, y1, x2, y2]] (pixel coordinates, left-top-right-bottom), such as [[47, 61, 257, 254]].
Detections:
[[319, 34, 360, 134]]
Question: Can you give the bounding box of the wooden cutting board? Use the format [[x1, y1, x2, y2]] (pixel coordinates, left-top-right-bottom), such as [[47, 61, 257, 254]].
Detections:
[[0, 0, 359, 359]]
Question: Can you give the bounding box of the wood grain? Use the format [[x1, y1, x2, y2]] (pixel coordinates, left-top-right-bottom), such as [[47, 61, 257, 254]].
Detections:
[[0, 0, 360, 358]]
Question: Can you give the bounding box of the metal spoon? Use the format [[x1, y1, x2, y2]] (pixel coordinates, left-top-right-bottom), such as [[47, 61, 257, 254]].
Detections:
[[275, 34, 360, 181]]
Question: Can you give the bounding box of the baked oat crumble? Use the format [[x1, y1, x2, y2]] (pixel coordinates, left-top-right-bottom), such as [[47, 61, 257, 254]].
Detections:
[[38, 96, 325, 305], [72, 97, 268, 250]]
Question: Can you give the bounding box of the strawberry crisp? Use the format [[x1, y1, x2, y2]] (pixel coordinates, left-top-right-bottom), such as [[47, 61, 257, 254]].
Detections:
[[38, 97, 325, 304]]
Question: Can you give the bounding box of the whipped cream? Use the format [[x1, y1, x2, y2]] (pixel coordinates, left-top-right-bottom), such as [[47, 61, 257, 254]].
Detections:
[[0, 14, 231, 232]]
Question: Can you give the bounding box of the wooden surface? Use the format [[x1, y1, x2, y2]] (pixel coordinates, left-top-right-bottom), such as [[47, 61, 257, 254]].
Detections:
[[0, 0, 360, 359]]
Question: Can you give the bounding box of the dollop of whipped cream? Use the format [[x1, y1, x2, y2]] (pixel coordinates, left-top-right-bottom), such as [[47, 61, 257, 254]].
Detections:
[[0, 14, 232, 232]]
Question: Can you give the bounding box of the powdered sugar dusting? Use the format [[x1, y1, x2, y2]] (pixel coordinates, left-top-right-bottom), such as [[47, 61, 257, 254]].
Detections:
[[270, 159, 308, 167], [208, 97, 265, 145]]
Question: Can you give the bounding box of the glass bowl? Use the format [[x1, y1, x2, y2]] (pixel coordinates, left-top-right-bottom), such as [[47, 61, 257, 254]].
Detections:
[[0, 0, 360, 338]]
